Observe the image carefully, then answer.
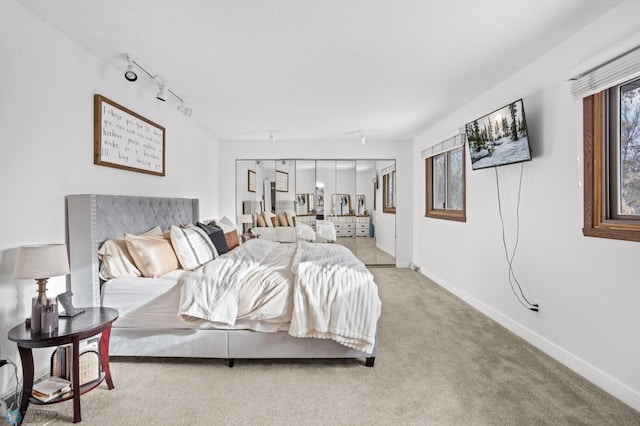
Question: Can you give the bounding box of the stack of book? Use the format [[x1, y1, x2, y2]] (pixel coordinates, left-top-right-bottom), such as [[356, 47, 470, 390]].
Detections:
[[32, 376, 72, 402]]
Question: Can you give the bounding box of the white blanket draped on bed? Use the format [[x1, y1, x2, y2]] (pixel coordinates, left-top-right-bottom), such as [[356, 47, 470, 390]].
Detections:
[[289, 241, 380, 353], [178, 239, 380, 353], [178, 239, 294, 329]]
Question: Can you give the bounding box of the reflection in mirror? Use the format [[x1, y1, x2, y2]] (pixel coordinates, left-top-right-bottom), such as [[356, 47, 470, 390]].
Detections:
[[332, 194, 351, 215], [383, 168, 396, 214], [236, 160, 261, 231], [315, 161, 336, 220], [259, 160, 277, 213], [295, 193, 315, 215], [236, 159, 395, 266], [275, 160, 296, 214], [354, 160, 396, 266], [356, 195, 366, 216]]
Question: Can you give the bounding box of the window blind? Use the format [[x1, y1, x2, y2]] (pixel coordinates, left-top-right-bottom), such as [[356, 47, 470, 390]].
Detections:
[[421, 133, 466, 159], [570, 45, 640, 99]]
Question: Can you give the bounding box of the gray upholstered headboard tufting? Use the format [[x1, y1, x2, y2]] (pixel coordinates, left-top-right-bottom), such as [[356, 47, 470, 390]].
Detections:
[[65, 195, 199, 307]]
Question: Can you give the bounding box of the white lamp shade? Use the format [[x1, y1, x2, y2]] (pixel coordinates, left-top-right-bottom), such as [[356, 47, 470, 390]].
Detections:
[[242, 214, 253, 224], [14, 244, 70, 279]]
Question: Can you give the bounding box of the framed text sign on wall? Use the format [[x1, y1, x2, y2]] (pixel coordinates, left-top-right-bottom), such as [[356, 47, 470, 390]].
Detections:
[[94, 94, 166, 176], [275, 171, 288, 192]]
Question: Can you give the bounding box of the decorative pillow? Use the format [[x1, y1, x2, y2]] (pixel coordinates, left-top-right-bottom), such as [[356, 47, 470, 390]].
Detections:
[[210, 216, 240, 250], [124, 233, 180, 278], [223, 231, 238, 250], [196, 222, 229, 254], [277, 213, 288, 226], [264, 211, 276, 227], [256, 213, 267, 228], [170, 225, 217, 270], [97, 226, 163, 280], [285, 210, 296, 227]]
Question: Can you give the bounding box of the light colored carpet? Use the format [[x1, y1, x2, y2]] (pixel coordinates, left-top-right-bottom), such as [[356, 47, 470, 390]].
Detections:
[[18, 268, 640, 425], [336, 236, 395, 266]]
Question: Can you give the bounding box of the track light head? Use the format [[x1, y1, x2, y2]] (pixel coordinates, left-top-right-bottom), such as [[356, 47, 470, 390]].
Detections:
[[125, 65, 137, 82], [156, 83, 168, 102], [177, 104, 192, 117], [360, 130, 366, 145], [124, 55, 138, 81], [125, 69, 138, 82]]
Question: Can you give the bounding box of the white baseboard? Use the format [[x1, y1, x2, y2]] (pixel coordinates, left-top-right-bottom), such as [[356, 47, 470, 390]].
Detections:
[[421, 268, 640, 412]]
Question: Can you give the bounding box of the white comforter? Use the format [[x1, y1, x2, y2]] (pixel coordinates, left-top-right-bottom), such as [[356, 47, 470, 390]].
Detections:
[[178, 239, 294, 331], [178, 239, 381, 353]]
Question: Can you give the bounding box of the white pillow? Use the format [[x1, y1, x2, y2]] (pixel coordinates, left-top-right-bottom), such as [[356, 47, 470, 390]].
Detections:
[[285, 210, 296, 227], [98, 226, 163, 280], [264, 211, 276, 228], [170, 225, 218, 270], [216, 216, 237, 233]]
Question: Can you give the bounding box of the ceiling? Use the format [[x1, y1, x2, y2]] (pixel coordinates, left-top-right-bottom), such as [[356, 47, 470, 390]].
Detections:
[[19, 0, 623, 141]]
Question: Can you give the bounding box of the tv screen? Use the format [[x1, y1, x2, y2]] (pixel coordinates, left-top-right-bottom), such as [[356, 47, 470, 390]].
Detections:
[[465, 99, 532, 170]]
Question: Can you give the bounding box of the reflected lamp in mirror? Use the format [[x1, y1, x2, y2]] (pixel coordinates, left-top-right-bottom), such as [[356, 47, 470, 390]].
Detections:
[[357, 195, 366, 216], [332, 194, 351, 216], [241, 214, 253, 233], [295, 193, 315, 215], [14, 244, 70, 333]]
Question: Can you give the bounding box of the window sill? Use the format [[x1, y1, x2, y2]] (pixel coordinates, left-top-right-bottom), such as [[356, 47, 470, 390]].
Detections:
[[425, 210, 466, 222], [583, 226, 640, 242]]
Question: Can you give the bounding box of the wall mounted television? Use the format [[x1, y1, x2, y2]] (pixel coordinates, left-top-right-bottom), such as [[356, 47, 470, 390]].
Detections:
[[465, 99, 532, 170]]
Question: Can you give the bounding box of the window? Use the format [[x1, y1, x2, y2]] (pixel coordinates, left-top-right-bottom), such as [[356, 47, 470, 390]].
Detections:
[[383, 171, 396, 214], [425, 145, 466, 221], [583, 77, 640, 241]]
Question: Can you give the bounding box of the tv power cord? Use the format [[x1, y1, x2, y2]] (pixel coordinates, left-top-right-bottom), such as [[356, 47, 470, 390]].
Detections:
[[495, 165, 539, 313]]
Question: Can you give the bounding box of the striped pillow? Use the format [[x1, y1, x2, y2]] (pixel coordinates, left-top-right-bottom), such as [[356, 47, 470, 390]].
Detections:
[[170, 225, 218, 270]]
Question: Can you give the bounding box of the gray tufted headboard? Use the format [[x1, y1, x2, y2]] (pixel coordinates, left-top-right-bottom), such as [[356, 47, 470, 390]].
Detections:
[[65, 194, 199, 307]]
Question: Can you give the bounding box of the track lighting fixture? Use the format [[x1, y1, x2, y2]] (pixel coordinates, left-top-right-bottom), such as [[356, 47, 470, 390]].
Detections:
[[123, 54, 193, 116], [124, 55, 137, 81], [360, 130, 366, 145]]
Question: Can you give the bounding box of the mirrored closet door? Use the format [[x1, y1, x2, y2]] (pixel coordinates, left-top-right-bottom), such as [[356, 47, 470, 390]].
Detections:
[[236, 159, 396, 266]]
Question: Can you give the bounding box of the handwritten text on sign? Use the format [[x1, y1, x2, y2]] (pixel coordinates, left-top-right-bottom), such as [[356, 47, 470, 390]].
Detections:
[[96, 95, 165, 175]]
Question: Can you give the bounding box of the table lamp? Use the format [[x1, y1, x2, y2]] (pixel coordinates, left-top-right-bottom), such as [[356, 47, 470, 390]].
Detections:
[[14, 244, 70, 333]]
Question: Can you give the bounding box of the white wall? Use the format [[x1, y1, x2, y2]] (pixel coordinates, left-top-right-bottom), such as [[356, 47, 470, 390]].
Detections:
[[219, 139, 412, 266], [413, 0, 640, 411], [0, 0, 219, 397]]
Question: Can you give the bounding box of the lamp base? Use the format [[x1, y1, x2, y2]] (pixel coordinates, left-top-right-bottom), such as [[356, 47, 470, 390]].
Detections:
[[31, 297, 43, 334]]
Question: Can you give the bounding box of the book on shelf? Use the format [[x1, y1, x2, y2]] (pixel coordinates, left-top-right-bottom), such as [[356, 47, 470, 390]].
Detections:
[[32, 376, 72, 402], [51, 335, 101, 380]]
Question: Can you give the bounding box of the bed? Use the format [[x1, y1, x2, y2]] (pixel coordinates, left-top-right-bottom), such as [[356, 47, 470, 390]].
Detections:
[[65, 194, 379, 366]]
